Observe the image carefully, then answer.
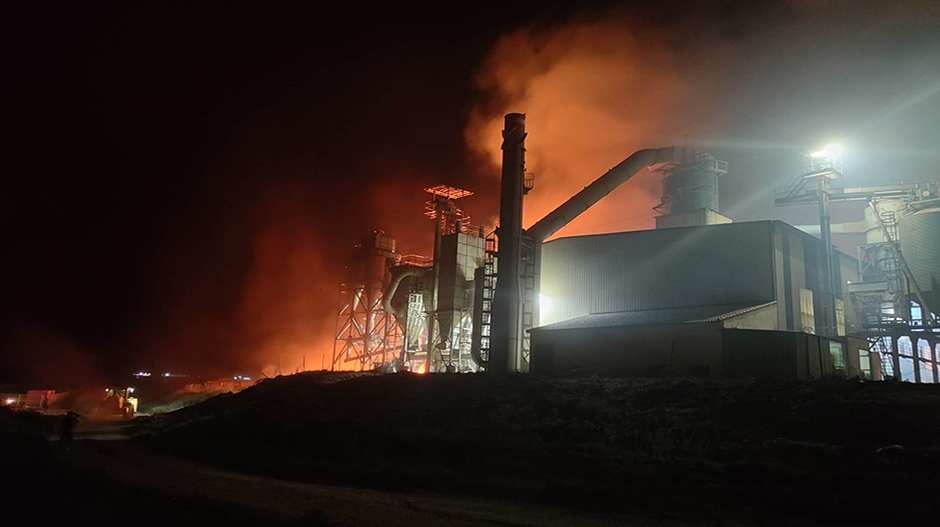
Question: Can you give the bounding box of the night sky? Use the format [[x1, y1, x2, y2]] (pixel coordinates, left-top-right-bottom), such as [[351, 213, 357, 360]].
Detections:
[[4, 1, 939, 386]]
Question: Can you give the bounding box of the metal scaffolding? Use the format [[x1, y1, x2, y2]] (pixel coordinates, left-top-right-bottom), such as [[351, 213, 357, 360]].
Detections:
[[776, 151, 939, 381], [332, 281, 403, 371], [422, 185, 485, 373], [331, 232, 404, 372]]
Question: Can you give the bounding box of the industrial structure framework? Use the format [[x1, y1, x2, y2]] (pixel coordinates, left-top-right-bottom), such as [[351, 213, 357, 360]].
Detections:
[[331, 187, 487, 373], [331, 112, 939, 382], [331, 231, 404, 371], [775, 148, 940, 382]]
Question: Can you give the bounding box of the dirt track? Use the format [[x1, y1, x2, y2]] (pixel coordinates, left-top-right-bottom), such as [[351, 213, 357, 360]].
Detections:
[[59, 440, 668, 527]]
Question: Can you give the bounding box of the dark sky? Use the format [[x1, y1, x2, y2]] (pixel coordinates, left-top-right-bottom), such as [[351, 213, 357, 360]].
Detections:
[[3, 1, 938, 386]]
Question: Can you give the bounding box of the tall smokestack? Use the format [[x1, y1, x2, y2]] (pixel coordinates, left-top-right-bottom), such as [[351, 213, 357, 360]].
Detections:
[[489, 113, 526, 373]]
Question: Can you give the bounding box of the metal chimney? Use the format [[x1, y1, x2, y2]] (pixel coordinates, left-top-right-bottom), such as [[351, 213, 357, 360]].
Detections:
[[489, 113, 526, 373]]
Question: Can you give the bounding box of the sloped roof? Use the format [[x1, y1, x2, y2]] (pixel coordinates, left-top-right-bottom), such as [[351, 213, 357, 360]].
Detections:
[[530, 301, 776, 332]]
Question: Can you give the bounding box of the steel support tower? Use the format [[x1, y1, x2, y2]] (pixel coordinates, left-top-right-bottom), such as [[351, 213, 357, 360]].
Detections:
[[331, 232, 404, 371], [775, 152, 939, 381]]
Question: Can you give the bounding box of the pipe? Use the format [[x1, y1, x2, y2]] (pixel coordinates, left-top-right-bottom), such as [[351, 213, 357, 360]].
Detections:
[[527, 147, 675, 242], [382, 266, 421, 318], [816, 177, 838, 336], [795, 219, 868, 235]]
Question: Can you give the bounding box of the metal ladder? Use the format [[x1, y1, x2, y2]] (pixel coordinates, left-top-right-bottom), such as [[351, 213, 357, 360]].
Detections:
[[478, 233, 498, 365], [521, 245, 536, 365]]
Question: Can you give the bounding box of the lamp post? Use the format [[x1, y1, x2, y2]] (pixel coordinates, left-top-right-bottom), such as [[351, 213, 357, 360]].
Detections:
[[806, 143, 845, 336]]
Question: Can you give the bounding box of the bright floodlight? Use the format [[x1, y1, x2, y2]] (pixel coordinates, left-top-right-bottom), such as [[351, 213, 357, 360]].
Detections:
[[811, 143, 844, 159], [539, 293, 553, 317]]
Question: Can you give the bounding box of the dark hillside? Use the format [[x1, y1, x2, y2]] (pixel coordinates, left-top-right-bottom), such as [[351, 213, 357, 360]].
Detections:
[[142, 373, 940, 525]]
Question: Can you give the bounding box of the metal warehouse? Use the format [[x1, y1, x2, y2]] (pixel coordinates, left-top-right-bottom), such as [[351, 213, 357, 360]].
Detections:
[[531, 220, 863, 378], [538, 220, 858, 335]]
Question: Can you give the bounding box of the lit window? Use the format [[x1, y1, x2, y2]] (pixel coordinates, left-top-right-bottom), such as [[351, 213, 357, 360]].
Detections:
[[898, 337, 913, 357], [829, 341, 846, 370], [800, 289, 815, 334], [835, 299, 845, 336]]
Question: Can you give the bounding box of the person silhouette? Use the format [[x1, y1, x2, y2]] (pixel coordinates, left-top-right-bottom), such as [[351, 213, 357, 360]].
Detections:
[[60, 411, 79, 446]]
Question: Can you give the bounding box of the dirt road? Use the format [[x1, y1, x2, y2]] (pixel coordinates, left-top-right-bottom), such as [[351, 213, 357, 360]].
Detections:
[[58, 441, 665, 527]]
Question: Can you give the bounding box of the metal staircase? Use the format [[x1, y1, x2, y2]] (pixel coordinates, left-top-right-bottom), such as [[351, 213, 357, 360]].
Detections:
[[521, 242, 537, 365], [478, 233, 498, 365]]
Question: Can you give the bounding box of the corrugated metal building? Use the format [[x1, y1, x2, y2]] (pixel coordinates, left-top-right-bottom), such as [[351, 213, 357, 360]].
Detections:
[[539, 220, 858, 335], [529, 310, 858, 379], [532, 220, 863, 379]]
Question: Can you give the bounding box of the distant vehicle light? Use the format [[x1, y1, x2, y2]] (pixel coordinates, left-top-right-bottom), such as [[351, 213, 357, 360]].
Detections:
[[4, 398, 13, 405]]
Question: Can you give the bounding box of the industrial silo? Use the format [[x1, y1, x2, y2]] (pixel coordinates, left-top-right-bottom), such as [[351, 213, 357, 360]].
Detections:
[[661, 153, 722, 214], [899, 206, 940, 314], [864, 199, 905, 243]]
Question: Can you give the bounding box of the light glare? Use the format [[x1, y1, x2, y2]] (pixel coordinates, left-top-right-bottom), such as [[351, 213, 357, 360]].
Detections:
[[811, 143, 844, 159], [539, 293, 553, 317]]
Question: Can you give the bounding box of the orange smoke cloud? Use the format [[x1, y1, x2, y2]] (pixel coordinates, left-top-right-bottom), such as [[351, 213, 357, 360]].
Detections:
[[466, 19, 722, 237], [207, 2, 940, 377], [466, 2, 940, 239], [235, 183, 338, 376], [4, 326, 104, 388]]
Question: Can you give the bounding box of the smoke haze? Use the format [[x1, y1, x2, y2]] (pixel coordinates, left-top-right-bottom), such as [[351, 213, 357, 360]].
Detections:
[[466, 1, 940, 236], [4, 2, 938, 385]]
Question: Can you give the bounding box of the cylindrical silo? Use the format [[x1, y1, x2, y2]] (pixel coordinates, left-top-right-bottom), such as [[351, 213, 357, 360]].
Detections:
[[864, 199, 905, 244], [663, 165, 719, 214], [899, 206, 940, 312]]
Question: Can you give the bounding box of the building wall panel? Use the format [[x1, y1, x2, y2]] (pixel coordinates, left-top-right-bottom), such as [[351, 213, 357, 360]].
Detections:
[[540, 222, 776, 325], [530, 323, 725, 376]]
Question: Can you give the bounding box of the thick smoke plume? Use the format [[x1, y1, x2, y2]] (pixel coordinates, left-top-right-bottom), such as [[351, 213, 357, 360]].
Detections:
[[37, 1, 930, 383], [235, 1, 939, 377], [466, 2, 940, 237], [234, 184, 339, 376], [466, 20, 711, 236]]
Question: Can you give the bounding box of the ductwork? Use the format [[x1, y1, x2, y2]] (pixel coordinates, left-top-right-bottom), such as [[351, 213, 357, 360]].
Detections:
[[382, 266, 421, 318], [527, 147, 675, 242]]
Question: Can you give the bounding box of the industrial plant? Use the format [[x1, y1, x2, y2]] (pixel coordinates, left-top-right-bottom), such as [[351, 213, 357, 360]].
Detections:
[[332, 114, 940, 382]]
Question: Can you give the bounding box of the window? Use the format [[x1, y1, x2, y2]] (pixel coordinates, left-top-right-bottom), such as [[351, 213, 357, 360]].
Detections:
[[829, 341, 846, 371], [899, 357, 915, 382], [898, 336, 913, 357], [859, 352, 871, 379], [919, 362, 934, 384], [800, 289, 815, 334], [916, 339, 932, 360], [835, 299, 845, 336], [911, 302, 923, 326]]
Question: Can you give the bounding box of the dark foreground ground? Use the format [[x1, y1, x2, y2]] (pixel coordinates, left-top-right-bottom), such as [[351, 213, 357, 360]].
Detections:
[[4, 373, 940, 525]]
